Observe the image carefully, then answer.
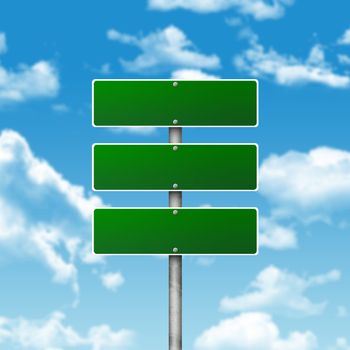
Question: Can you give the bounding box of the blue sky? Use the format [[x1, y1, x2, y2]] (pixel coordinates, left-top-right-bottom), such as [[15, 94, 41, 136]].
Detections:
[[1, 0, 350, 349]]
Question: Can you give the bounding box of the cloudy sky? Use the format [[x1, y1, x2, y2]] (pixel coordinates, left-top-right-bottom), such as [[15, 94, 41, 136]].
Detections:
[[1, 1, 350, 349]]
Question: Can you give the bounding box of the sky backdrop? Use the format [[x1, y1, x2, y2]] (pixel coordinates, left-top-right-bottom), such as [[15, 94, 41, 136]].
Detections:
[[1, 1, 350, 349]]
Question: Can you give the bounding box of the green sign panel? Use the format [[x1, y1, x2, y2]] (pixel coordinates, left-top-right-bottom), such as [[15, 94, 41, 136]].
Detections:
[[93, 80, 258, 127], [93, 208, 257, 255], [93, 144, 258, 191]]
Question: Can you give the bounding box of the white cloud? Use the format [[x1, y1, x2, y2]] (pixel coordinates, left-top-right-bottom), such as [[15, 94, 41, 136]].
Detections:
[[0, 33, 58, 103], [101, 272, 125, 292], [338, 54, 350, 65], [260, 147, 350, 214], [260, 216, 297, 250], [107, 25, 220, 73], [0, 32, 7, 54], [235, 33, 350, 87], [0, 129, 104, 301], [84, 62, 113, 75], [110, 127, 157, 136], [31, 226, 79, 291], [80, 242, 105, 265], [196, 257, 216, 266], [0, 129, 103, 219], [195, 312, 317, 350], [225, 16, 243, 26], [149, 0, 294, 20], [0, 198, 25, 240], [337, 306, 349, 318], [171, 69, 220, 79], [220, 265, 340, 315], [100, 63, 112, 74], [338, 28, 350, 45], [199, 203, 213, 208], [307, 45, 325, 65], [52, 103, 69, 113], [0, 311, 134, 350], [88, 325, 133, 350], [107, 29, 138, 44], [0, 61, 59, 103], [336, 337, 350, 349]]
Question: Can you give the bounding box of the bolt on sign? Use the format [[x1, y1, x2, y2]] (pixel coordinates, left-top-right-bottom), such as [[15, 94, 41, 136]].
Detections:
[[92, 79, 259, 255]]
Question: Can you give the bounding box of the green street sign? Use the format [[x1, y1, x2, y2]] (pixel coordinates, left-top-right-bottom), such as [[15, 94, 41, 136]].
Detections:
[[93, 143, 258, 191], [92, 79, 258, 127], [93, 208, 258, 255]]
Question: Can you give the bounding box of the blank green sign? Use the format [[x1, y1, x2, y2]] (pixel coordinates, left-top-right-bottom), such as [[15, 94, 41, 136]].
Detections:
[[93, 144, 257, 191], [94, 208, 257, 255], [93, 80, 257, 127]]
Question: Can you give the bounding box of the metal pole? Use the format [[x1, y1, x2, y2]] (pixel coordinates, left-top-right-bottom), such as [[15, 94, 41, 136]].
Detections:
[[169, 127, 182, 350]]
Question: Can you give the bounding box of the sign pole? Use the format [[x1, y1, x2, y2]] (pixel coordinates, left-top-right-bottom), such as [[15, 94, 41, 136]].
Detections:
[[92, 80, 259, 347], [169, 126, 182, 350]]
